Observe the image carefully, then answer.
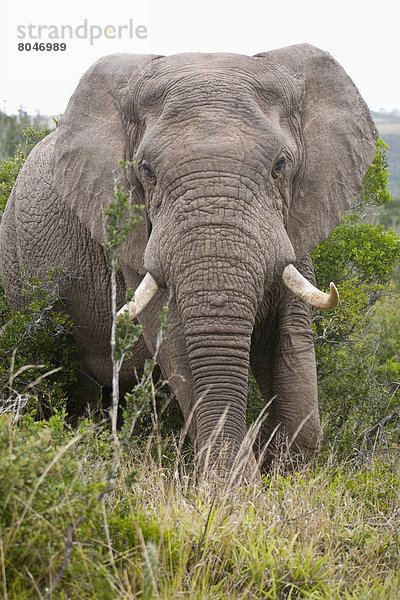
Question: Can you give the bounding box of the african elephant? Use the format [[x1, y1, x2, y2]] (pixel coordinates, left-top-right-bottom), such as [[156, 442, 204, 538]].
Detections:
[[0, 44, 377, 476]]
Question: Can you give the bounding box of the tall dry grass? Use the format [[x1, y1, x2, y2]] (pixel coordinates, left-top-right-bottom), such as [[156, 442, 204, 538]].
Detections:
[[1, 407, 399, 599]]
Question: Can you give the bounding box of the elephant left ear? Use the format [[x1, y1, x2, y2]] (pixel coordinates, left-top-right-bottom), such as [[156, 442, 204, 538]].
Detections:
[[255, 44, 378, 259]]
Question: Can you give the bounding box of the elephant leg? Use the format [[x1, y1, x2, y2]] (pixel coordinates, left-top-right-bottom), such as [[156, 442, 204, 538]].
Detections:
[[252, 258, 322, 469], [0, 191, 25, 310], [250, 329, 276, 462], [271, 302, 321, 465]]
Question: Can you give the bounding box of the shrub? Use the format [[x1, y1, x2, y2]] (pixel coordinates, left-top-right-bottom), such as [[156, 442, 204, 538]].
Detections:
[[0, 411, 181, 599], [0, 272, 80, 419], [0, 126, 50, 216], [311, 140, 400, 459]]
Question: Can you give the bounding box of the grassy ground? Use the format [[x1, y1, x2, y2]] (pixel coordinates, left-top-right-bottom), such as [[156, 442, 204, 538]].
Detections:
[[1, 412, 399, 599]]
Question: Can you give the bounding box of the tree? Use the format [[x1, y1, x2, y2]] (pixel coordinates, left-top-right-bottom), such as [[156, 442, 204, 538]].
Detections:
[[0, 109, 52, 161], [0, 124, 50, 216], [311, 139, 400, 458]]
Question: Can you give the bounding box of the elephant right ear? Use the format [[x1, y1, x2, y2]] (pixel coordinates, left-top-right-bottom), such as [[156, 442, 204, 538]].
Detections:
[[53, 53, 162, 243]]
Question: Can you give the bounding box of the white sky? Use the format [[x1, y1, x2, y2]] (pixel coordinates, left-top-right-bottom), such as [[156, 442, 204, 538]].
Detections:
[[1, 0, 399, 115]]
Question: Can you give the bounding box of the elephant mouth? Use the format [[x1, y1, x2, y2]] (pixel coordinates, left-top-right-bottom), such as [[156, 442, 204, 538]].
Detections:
[[117, 265, 339, 321]]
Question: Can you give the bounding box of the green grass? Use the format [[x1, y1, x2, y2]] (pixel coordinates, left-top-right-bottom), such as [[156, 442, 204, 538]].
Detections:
[[1, 411, 400, 599]]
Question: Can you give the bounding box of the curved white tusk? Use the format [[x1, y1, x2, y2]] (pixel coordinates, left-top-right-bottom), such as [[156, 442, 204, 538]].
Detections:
[[282, 264, 339, 310], [117, 273, 159, 321]]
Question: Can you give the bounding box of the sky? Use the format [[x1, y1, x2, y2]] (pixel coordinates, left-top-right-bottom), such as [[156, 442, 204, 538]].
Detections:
[[1, 0, 399, 116]]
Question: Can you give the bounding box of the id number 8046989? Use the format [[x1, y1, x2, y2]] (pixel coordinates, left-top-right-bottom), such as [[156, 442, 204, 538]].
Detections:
[[18, 43, 66, 51]]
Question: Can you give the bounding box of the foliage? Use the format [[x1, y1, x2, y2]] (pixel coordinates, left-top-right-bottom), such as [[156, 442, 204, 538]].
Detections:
[[0, 125, 50, 215], [0, 272, 79, 419], [0, 149, 25, 215], [0, 412, 107, 596], [103, 162, 144, 435], [310, 139, 400, 459], [1, 412, 400, 598], [0, 411, 179, 599], [0, 108, 52, 162], [358, 138, 392, 207], [312, 215, 400, 288], [0, 123, 85, 420]]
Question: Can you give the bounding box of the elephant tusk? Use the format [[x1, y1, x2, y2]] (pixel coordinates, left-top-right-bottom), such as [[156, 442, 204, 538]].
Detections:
[[117, 273, 159, 321], [282, 264, 339, 310]]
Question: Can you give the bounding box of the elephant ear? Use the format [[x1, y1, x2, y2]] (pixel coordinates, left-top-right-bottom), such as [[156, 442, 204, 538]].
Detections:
[[255, 44, 378, 258], [54, 53, 161, 244]]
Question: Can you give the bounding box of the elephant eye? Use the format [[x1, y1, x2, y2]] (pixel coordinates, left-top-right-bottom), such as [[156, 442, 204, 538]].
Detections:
[[141, 162, 156, 184], [272, 157, 286, 179]]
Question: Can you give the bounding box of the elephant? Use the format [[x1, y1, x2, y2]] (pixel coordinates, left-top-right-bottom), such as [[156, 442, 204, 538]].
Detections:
[[0, 44, 377, 477]]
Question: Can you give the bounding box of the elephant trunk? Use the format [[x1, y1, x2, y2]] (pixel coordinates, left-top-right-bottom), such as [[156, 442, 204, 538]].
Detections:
[[182, 303, 254, 471], [166, 222, 265, 474]]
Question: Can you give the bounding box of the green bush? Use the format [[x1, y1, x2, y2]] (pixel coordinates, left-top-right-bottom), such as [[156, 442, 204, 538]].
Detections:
[[0, 123, 85, 420], [0, 272, 79, 419], [0, 126, 50, 216], [311, 140, 400, 459], [0, 109, 52, 162], [312, 216, 400, 288], [0, 411, 187, 599], [359, 137, 392, 207]]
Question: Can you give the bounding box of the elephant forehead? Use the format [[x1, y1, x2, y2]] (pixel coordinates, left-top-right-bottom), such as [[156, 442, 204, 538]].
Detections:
[[132, 53, 302, 112]]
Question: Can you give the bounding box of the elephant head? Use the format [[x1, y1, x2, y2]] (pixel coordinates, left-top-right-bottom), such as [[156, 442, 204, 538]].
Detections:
[[54, 45, 377, 469]]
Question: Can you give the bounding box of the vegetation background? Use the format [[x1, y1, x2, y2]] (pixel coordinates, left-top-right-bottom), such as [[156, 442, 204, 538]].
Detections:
[[371, 110, 400, 232], [0, 109, 399, 599]]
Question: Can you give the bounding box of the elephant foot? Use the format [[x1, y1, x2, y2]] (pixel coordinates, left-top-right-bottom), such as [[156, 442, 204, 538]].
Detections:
[[256, 427, 321, 475], [195, 436, 262, 488]]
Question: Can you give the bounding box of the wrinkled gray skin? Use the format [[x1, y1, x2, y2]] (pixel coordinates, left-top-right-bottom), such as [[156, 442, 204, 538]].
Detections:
[[0, 44, 377, 476]]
